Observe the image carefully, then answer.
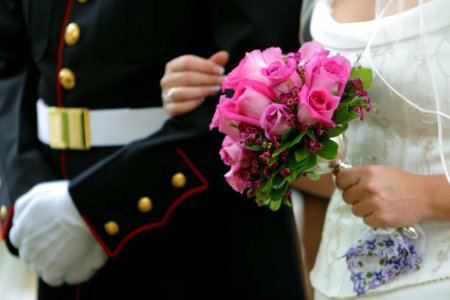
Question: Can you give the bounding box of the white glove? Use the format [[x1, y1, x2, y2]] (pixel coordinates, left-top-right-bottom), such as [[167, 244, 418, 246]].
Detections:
[[9, 180, 108, 286]]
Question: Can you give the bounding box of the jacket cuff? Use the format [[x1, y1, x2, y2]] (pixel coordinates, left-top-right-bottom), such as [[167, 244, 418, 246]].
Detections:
[[71, 147, 209, 257]]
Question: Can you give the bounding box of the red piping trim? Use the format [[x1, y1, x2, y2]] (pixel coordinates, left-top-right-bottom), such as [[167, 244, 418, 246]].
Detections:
[[56, 0, 74, 179], [0, 208, 3, 239], [56, 1, 76, 293], [56, 0, 74, 108], [83, 147, 209, 257], [1, 205, 14, 240], [76, 284, 81, 300]]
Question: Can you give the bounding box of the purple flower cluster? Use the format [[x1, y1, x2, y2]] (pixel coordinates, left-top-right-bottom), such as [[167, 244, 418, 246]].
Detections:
[[344, 230, 423, 295]]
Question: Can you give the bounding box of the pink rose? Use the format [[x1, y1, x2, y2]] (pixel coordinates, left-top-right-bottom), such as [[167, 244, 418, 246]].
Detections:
[[210, 95, 242, 140], [260, 103, 295, 138], [309, 71, 342, 95], [303, 56, 351, 96], [268, 57, 304, 95], [261, 56, 298, 88], [318, 56, 352, 95], [219, 136, 249, 171], [232, 80, 276, 119], [223, 47, 285, 89], [210, 80, 275, 139], [298, 41, 329, 64], [224, 170, 247, 193], [297, 86, 340, 125]]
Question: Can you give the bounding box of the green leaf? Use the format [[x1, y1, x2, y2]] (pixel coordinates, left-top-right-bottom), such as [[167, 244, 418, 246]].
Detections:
[[304, 154, 317, 172], [307, 173, 321, 181], [281, 128, 296, 143], [333, 106, 360, 125], [269, 197, 283, 211], [306, 130, 315, 140], [338, 93, 352, 105], [332, 105, 351, 124], [289, 153, 311, 175], [272, 180, 288, 198], [350, 68, 373, 90], [329, 124, 348, 137], [317, 139, 338, 160], [243, 144, 264, 151], [267, 155, 279, 166], [295, 146, 309, 162], [283, 196, 292, 207], [344, 111, 361, 123], [287, 151, 299, 169], [272, 175, 286, 189], [255, 189, 270, 202], [274, 131, 306, 156], [287, 168, 304, 182], [260, 178, 273, 194], [347, 95, 366, 107]]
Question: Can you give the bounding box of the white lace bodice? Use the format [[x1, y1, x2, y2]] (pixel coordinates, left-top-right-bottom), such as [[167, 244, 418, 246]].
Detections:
[[309, 0, 450, 297]]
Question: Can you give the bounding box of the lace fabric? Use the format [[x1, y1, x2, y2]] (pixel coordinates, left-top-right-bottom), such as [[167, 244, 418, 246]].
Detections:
[[366, 0, 450, 184]]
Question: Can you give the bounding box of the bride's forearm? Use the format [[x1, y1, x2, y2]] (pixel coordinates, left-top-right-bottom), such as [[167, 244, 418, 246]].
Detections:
[[424, 174, 450, 221], [290, 173, 335, 198]]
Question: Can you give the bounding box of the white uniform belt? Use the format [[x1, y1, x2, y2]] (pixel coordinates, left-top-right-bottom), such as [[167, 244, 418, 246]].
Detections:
[[37, 98, 169, 150]]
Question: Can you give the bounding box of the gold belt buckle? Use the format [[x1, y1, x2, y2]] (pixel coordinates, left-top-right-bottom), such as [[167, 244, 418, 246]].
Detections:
[[48, 107, 90, 150]]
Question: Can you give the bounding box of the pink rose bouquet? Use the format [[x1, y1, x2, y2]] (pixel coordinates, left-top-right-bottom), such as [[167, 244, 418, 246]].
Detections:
[[210, 42, 372, 210]]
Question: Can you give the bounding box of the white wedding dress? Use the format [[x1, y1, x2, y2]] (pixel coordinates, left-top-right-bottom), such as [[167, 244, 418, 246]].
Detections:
[[309, 0, 450, 299], [0, 240, 36, 300]]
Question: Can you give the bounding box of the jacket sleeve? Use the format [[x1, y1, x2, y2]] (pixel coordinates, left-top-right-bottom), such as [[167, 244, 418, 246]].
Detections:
[[0, 0, 57, 239], [69, 102, 216, 256], [68, 0, 302, 256]]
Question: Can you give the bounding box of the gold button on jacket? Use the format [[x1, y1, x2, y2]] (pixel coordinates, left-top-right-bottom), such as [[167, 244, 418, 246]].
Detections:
[[171, 172, 186, 188], [59, 68, 76, 90], [0, 205, 7, 220], [104, 221, 119, 236], [137, 196, 153, 213], [64, 23, 81, 46]]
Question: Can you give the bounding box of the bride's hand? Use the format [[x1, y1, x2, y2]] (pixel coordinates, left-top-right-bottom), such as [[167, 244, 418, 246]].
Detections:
[[335, 165, 430, 228], [160, 51, 229, 117]]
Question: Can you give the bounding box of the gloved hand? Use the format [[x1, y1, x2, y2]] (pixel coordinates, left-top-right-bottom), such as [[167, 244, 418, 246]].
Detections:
[[9, 180, 108, 286]]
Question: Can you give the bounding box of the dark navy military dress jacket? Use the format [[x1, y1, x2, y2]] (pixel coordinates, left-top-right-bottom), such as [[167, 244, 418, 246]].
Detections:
[[0, 0, 306, 299]]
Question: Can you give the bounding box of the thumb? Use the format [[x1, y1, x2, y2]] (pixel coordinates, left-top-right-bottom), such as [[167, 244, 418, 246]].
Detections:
[[335, 167, 360, 190], [208, 50, 229, 67]]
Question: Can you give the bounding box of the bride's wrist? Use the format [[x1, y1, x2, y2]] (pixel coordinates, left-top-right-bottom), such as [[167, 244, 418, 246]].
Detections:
[[421, 174, 450, 222]]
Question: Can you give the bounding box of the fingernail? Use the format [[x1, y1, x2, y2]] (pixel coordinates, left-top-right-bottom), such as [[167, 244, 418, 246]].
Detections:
[[210, 86, 221, 93], [217, 76, 227, 84], [214, 66, 225, 75]]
